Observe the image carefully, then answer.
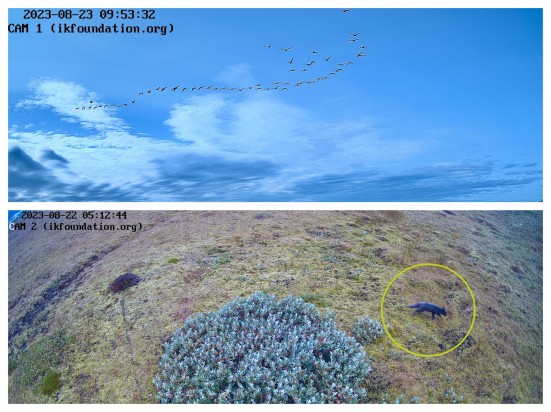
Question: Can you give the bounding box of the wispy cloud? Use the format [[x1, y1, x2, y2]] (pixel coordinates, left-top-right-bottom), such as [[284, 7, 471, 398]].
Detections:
[[8, 146, 135, 201], [287, 162, 542, 201], [15, 79, 126, 131], [40, 148, 69, 167], [215, 63, 256, 88], [8, 78, 542, 201], [165, 94, 422, 172]]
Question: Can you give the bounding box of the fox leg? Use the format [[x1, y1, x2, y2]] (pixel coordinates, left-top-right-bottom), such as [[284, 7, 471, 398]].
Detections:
[[432, 313, 435, 320], [415, 309, 423, 314]]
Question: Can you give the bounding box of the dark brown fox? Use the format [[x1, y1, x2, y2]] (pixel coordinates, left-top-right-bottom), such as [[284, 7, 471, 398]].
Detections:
[[408, 302, 447, 320]]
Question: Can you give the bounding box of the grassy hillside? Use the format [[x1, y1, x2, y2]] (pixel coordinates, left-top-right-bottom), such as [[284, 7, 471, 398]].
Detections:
[[8, 211, 542, 403]]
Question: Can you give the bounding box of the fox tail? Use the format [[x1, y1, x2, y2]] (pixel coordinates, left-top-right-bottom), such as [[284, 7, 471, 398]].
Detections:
[[408, 303, 420, 308]]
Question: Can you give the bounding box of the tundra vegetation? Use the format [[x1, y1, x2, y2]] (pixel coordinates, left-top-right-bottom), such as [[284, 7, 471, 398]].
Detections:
[[8, 211, 542, 403], [155, 292, 372, 403]]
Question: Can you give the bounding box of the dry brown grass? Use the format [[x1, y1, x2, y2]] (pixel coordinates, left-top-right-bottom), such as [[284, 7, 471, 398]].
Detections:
[[8, 211, 542, 403]]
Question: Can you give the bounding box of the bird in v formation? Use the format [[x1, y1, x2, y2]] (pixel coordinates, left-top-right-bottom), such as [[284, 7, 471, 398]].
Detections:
[[76, 9, 367, 110]]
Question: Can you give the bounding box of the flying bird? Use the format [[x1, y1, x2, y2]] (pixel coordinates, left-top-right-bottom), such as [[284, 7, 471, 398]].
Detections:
[[96, 13, 371, 111]]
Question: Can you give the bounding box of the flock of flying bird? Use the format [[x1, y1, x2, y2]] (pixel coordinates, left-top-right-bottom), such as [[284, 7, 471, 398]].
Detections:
[[75, 9, 366, 111]]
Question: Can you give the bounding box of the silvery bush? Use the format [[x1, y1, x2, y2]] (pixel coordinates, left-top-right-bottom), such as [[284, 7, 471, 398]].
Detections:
[[353, 316, 384, 345], [154, 292, 372, 403]]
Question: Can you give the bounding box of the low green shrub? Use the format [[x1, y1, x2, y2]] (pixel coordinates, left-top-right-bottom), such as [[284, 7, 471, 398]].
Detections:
[[8, 357, 18, 375], [40, 370, 61, 396], [12, 332, 67, 388], [300, 292, 328, 307], [438, 373, 465, 403], [154, 292, 372, 403], [10, 331, 70, 398]]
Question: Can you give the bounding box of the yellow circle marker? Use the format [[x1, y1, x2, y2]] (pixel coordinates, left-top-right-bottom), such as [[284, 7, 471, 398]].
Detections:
[[380, 263, 476, 358]]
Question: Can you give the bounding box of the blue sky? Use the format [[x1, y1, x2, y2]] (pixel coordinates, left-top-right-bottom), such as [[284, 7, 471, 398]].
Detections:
[[8, 8, 542, 201]]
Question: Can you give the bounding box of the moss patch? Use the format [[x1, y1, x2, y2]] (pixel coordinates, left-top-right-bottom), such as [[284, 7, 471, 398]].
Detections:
[[41, 370, 62, 396], [9, 331, 71, 401]]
